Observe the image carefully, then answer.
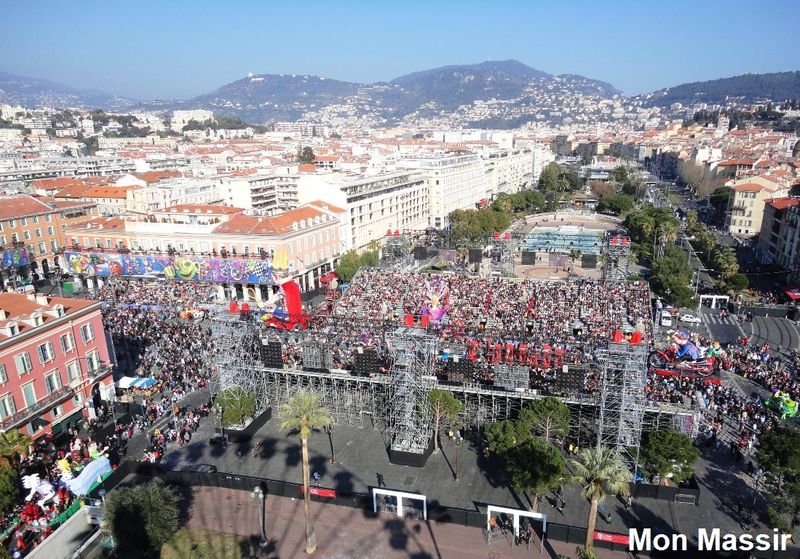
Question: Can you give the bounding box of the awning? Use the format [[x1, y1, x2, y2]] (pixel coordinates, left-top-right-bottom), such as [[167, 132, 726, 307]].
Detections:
[[117, 376, 156, 389], [320, 271, 338, 283], [785, 287, 800, 301]]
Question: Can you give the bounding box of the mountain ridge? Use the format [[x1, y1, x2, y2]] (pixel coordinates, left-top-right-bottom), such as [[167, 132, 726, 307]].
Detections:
[[2, 63, 799, 126]]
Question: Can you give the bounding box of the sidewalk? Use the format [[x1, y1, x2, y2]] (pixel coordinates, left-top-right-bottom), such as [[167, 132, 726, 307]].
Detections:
[[184, 485, 633, 559]]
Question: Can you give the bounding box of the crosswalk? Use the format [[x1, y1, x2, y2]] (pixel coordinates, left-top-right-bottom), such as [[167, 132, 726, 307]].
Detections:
[[702, 314, 738, 325]]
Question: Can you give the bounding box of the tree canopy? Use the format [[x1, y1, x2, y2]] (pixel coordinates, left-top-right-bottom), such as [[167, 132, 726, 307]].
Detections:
[[428, 389, 463, 452], [505, 438, 566, 509], [103, 482, 180, 559], [298, 146, 316, 164], [639, 428, 699, 483], [649, 245, 696, 307], [335, 246, 379, 282], [756, 427, 800, 487], [518, 397, 570, 444], [0, 462, 18, 519], [216, 387, 256, 428], [596, 194, 635, 215], [449, 207, 511, 243]]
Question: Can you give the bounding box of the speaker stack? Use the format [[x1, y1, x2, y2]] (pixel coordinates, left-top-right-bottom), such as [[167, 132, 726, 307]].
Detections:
[[555, 367, 585, 393], [445, 357, 473, 384], [261, 339, 284, 368], [494, 365, 530, 390], [581, 254, 598, 269], [413, 247, 428, 260], [521, 251, 536, 265], [353, 347, 379, 376], [301, 341, 332, 371], [468, 248, 483, 263]]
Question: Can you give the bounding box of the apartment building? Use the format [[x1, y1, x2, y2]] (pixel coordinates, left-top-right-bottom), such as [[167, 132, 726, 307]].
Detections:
[[397, 154, 490, 229], [0, 293, 113, 440], [297, 171, 428, 251], [61, 202, 344, 297], [726, 176, 791, 237], [0, 195, 98, 290], [756, 198, 800, 269]]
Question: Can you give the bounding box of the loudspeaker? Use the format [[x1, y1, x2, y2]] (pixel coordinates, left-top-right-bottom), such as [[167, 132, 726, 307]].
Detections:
[[581, 254, 597, 268], [521, 251, 536, 265], [446, 358, 473, 383], [261, 340, 283, 368], [353, 348, 378, 376], [301, 341, 332, 371], [413, 247, 427, 260], [468, 248, 483, 263]]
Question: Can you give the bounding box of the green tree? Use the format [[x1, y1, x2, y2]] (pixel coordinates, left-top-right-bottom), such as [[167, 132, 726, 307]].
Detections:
[[570, 446, 631, 552], [596, 194, 634, 215], [538, 163, 562, 191], [650, 245, 696, 307], [0, 429, 31, 466], [756, 427, 800, 490], [103, 482, 180, 558], [726, 273, 749, 292], [639, 429, 699, 484], [280, 390, 332, 554], [691, 225, 717, 256], [610, 166, 629, 184], [0, 462, 19, 518], [712, 246, 739, 279], [685, 209, 698, 232], [484, 420, 530, 457], [506, 438, 566, 511], [768, 478, 800, 532], [298, 146, 315, 164], [335, 250, 362, 282], [518, 397, 570, 444], [215, 387, 256, 428], [428, 389, 463, 453]]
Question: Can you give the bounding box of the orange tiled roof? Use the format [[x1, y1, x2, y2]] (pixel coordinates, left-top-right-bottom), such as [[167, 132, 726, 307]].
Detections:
[[766, 198, 800, 211], [0, 195, 54, 219], [134, 170, 182, 184], [82, 185, 140, 199], [212, 205, 333, 236], [161, 204, 244, 215], [733, 183, 763, 193], [0, 293, 96, 340]]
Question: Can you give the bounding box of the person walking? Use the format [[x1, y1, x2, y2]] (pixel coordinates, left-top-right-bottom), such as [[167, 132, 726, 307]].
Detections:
[[376, 472, 386, 488]]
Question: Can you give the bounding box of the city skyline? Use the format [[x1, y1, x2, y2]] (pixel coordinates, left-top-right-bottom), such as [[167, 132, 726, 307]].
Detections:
[[2, 0, 799, 100]]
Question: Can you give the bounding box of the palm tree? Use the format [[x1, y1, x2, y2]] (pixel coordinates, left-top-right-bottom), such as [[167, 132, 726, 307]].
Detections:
[[279, 390, 332, 554], [0, 429, 32, 466], [570, 446, 631, 551]]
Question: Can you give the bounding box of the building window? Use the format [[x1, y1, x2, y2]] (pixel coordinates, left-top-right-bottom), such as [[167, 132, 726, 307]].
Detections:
[[20, 218, 27, 226], [0, 364, 6, 384], [38, 242, 46, 254], [86, 351, 100, 373], [46, 214, 52, 222], [60, 332, 75, 354], [23, 231, 31, 241], [0, 236, 5, 246], [47, 226, 54, 236], [80, 323, 95, 343], [37, 341, 55, 364], [44, 370, 62, 393], [9, 220, 15, 228], [14, 352, 32, 375], [11, 233, 18, 243], [51, 240, 58, 251], [33, 216, 39, 224], [21, 382, 36, 408], [0, 395, 15, 419], [52, 405, 62, 419], [66, 360, 81, 382], [35, 228, 42, 238], [105, 239, 112, 248]]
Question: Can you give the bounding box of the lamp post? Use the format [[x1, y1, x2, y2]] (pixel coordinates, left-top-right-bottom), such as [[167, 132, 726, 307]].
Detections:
[[450, 430, 464, 481], [251, 484, 268, 548], [325, 423, 335, 464]]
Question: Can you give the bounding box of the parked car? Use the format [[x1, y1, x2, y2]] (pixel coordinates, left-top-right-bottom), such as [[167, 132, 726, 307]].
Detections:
[[209, 434, 227, 447], [181, 463, 218, 473], [679, 314, 701, 324]]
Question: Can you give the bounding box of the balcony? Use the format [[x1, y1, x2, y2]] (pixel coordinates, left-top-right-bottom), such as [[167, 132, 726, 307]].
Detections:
[[87, 362, 112, 380], [0, 386, 73, 431]]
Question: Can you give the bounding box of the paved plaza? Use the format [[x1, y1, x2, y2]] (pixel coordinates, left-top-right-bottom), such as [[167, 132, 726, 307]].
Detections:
[[157, 407, 768, 554]]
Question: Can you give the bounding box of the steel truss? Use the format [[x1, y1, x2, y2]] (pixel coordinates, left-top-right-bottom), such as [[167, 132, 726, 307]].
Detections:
[[386, 327, 438, 455], [382, 234, 413, 270], [603, 235, 631, 282], [488, 237, 517, 277], [597, 341, 648, 472], [209, 314, 274, 413]]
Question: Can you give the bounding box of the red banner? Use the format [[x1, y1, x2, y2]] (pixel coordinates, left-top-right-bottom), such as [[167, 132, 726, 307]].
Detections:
[[303, 486, 337, 498], [594, 531, 629, 545]]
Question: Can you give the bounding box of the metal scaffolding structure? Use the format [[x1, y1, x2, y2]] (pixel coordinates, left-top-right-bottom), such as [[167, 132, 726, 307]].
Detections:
[[488, 236, 517, 277], [597, 341, 648, 472], [209, 314, 274, 413], [386, 327, 438, 455], [603, 235, 631, 283], [381, 234, 413, 270]]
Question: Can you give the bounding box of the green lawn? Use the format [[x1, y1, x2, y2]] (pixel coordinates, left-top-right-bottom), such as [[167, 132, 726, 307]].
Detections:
[[161, 527, 244, 559]]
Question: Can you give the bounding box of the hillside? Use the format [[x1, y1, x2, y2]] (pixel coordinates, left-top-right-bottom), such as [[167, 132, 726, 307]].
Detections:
[[643, 71, 800, 107]]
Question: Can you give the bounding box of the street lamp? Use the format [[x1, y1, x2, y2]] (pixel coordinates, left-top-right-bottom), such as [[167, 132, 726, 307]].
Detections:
[[324, 423, 335, 464], [251, 484, 268, 548], [450, 430, 464, 481]]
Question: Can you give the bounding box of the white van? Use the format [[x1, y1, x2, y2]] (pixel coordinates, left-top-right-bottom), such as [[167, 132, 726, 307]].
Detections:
[[660, 310, 673, 327]]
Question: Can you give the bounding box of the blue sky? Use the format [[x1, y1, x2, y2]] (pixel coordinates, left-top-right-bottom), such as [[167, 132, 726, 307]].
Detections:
[[2, 0, 798, 100]]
